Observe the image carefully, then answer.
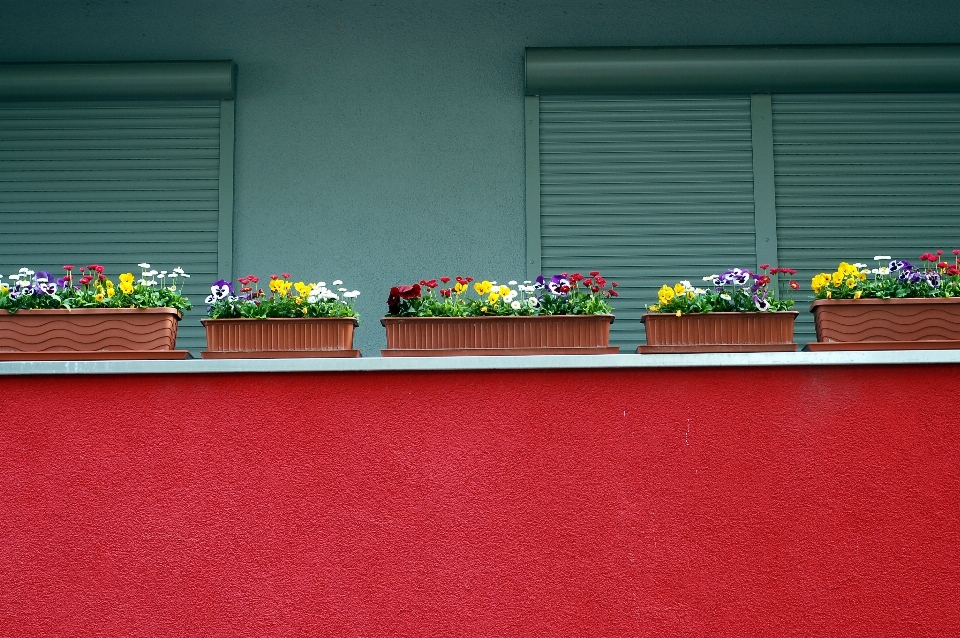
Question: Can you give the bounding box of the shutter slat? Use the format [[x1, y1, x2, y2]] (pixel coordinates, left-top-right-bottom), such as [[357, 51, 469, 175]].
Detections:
[[539, 96, 757, 350], [773, 94, 960, 346], [0, 102, 223, 352]]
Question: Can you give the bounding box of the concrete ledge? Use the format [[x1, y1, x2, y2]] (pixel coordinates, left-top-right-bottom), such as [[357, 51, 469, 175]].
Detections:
[[1, 350, 959, 375]]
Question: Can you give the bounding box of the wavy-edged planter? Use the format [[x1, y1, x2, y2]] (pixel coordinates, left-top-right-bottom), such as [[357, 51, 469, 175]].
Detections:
[[0, 307, 186, 360], [380, 314, 619, 356], [637, 311, 799, 353], [807, 298, 960, 351], [201, 317, 360, 358]]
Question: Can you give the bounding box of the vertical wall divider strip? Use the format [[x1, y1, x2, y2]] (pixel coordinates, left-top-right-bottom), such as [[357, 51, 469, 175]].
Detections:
[[218, 99, 235, 283], [750, 93, 778, 269], [524, 95, 542, 281]]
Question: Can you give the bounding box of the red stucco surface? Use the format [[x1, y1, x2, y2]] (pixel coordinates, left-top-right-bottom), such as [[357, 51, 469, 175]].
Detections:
[[1, 366, 958, 637]]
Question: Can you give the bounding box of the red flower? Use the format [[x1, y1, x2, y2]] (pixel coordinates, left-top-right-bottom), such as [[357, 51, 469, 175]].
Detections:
[[570, 273, 584, 282], [948, 265, 960, 276], [560, 284, 570, 293], [99, 274, 106, 281], [759, 263, 769, 270], [954, 249, 960, 255], [270, 274, 279, 280], [248, 275, 260, 283], [937, 250, 944, 255], [440, 276, 451, 284], [419, 279, 428, 286], [939, 262, 949, 269], [756, 275, 771, 286], [589, 271, 600, 276], [79, 276, 93, 285], [398, 284, 421, 298], [591, 285, 600, 293], [787, 268, 797, 275], [790, 280, 800, 290], [611, 282, 618, 287], [583, 278, 593, 287], [595, 276, 606, 287], [426, 279, 438, 289], [466, 277, 474, 283], [239, 277, 249, 285], [440, 289, 451, 298], [63, 265, 74, 271], [609, 290, 618, 297], [281, 272, 291, 279]]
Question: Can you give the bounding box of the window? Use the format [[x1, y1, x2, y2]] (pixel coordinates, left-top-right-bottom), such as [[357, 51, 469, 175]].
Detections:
[[525, 46, 960, 348], [0, 62, 236, 352]]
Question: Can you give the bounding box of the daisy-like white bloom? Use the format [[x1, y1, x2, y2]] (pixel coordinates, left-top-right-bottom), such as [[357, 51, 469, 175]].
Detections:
[[508, 280, 518, 286], [343, 290, 360, 299], [720, 293, 732, 301], [875, 255, 891, 261], [332, 280, 342, 286], [529, 297, 539, 307], [138, 263, 151, 269], [511, 300, 521, 310]]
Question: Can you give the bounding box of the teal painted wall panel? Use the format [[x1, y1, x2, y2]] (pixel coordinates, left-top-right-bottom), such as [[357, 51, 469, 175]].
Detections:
[[3, 1, 960, 354]]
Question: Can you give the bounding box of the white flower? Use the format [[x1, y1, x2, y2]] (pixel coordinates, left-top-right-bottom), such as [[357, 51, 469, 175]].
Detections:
[[138, 263, 150, 269], [875, 255, 891, 261], [18, 267, 29, 274], [720, 293, 732, 301], [159, 270, 167, 277], [146, 270, 158, 277], [523, 281, 531, 285], [8, 274, 18, 280], [504, 290, 517, 302], [343, 290, 360, 299], [511, 300, 521, 310], [181, 273, 189, 278], [529, 297, 539, 307], [317, 281, 326, 288], [853, 263, 867, 269], [703, 275, 717, 282], [332, 280, 342, 286], [694, 288, 706, 295], [508, 280, 517, 286], [173, 267, 185, 275]]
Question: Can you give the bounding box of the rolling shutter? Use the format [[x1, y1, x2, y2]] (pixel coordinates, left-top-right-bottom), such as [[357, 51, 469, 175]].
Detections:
[[538, 96, 757, 349], [0, 101, 223, 352], [773, 94, 960, 344]]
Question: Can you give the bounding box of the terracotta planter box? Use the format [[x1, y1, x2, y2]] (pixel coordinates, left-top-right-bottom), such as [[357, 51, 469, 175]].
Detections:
[[380, 314, 619, 356], [201, 317, 360, 358], [807, 298, 960, 351], [637, 311, 799, 353], [0, 307, 187, 360]]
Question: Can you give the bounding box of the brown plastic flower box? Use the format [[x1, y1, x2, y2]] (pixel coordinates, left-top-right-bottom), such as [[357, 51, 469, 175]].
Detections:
[[637, 312, 799, 353], [380, 315, 619, 356], [0, 307, 187, 360], [201, 317, 360, 358], [806, 298, 960, 351]]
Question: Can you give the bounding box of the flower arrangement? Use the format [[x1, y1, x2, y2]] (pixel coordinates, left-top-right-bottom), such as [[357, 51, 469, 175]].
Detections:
[[385, 272, 618, 317], [811, 251, 960, 300], [0, 263, 192, 315], [650, 264, 798, 314], [205, 273, 360, 319]]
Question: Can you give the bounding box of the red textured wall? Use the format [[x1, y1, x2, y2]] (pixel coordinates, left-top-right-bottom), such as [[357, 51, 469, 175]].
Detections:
[[1, 365, 958, 637]]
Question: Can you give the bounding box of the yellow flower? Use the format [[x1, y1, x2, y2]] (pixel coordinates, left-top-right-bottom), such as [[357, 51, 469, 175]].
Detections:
[[498, 285, 510, 296], [673, 283, 685, 295], [846, 277, 856, 289], [811, 273, 830, 294], [0, 284, 8, 293], [296, 297, 303, 305], [120, 282, 134, 294], [269, 279, 292, 295], [294, 282, 311, 298], [686, 291, 694, 300], [826, 291, 832, 298], [106, 287, 115, 298], [854, 290, 862, 299], [95, 293, 104, 302], [454, 282, 467, 294], [119, 273, 134, 284], [650, 304, 660, 312], [474, 280, 492, 295], [480, 306, 488, 313], [302, 307, 308, 315], [657, 285, 675, 304], [676, 310, 682, 317], [488, 292, 500, 303], [832, 272, 843, 286]]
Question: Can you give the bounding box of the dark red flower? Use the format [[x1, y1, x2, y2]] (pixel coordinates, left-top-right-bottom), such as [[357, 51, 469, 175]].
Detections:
[[63, 265, 74, 271], [583, 278, 593, 287], [954, 249, 960, 256], [590, 271, 600, 276], [466, 277, 474, 283], [79, 275, 93, 285], [759, 263, 769, 270], [248, 275, 260, 283], [937, 250, 944, 255], [611, 282, 618, 287], [426, 279, 438, 288], [948, 265, 960, 276], [939, 262, 949, 269], [591, 285, 600, 293], [419, 280, 428, 286], [398, 284, 421, 299], [440, 276, 451, 284], [282, 272, 291, 279], [98, 274, 106, 281], [270, 274, 279, 280], [440, 289, 451, 298], [790, 280, 800, 290], [609, 290, 618, 297], [595, 276, 606, 287], [570, 273, 584, 282], [560, 284, 570, 293]]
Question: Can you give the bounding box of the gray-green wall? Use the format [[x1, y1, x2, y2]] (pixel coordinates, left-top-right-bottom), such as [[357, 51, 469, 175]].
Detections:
[[2, 0, 960, 355]]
